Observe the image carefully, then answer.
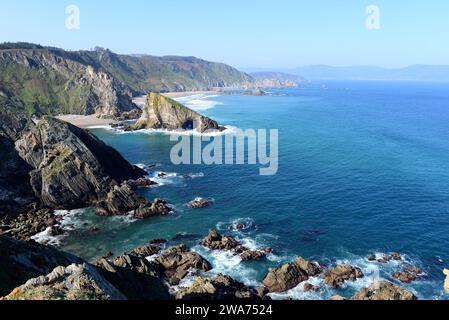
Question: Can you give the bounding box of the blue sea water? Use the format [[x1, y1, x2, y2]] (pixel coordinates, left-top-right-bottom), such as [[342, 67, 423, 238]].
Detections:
[[60, 81, 449, 300]]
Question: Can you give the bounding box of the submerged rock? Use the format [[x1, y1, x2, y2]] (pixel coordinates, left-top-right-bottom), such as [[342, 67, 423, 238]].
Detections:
[[132, 93, 225, 133], [323, 264, 364, 288], [176, 274, 267, 300], [202, 229, 240, 251], [2, 263, 126, 300], [262, 257, 321, 293], [352, 281, 417, 300]]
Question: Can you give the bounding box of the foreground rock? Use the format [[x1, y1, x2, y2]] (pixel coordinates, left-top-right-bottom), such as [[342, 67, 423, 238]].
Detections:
[[154, 245, 212, 285], [132, 93, 225, 133], [3, 263, 126, 300], [323, 264, 364, 287], [0, 235, 82, 296], [262, 257, 321, 293], [352, 281, 417, 300], [444, 269, 449, 293], [176, 274, 268, 300]]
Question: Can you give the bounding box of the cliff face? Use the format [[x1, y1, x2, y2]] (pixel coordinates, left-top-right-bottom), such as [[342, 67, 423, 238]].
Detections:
[[133, 93, 224, 133], [14, 117, 144, 210], [0, 48, 136, 117]]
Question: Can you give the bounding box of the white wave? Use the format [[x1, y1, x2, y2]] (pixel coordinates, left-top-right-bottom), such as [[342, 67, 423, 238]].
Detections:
[[116, 125, 239, 137], [175, 94, 223, 111]]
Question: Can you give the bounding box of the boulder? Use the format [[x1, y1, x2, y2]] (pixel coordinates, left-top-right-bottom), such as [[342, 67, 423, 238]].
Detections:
[[240, 250, 266, 261], [262, 257, 321, 293], [330, 295, 347, 301], [133, 198, 171, 219], [202, 229, 240, 251], [176, 274, 266, 300], [352, 281, 417, 300], [303, 283, 320, 293], [323, 264, 364, 287], [2, 263, 126, 300], [392, 265, 424, 283]]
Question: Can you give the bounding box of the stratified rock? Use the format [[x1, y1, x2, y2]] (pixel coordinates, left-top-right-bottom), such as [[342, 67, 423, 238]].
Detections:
[[176, 274, 266, 300], [262, 257, 321, 293], [154, 245, 212, 282], [323, 264, 364, 288], [351, 281, 417, 300], [133, 93, 225, 133], [0, 235, 82, 296], [95, 182, 147, 216], [15, 117, 145, 210], [3, 263, 126, 300], [202, 229, 240, 251]]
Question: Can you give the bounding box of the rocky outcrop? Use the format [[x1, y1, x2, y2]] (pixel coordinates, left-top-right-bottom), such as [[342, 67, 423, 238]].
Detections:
[[202, 229, 240, 251], [262, 257, 321, 293], [188, 197, 213, 209], [323, 264, 364, 288], [176, 274, 267, 300], [392, 265, 424, 283], [0, 235, 82, 296], [2, 263, 126, 300], [154, 245, 212, 285], [351, 281, 417, 300], [132, 93, 225, 133], [14, 117, 154, 215]]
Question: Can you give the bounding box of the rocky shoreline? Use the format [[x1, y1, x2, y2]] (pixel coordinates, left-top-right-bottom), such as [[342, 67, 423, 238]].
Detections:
[[0, 228, 420, 300]]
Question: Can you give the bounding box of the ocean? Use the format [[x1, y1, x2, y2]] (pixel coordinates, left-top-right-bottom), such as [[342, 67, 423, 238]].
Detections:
[[58, 81, 449, 300]]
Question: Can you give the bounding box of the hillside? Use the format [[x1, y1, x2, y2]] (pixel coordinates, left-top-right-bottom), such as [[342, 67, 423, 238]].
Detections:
[[0, 44, 253, 116]]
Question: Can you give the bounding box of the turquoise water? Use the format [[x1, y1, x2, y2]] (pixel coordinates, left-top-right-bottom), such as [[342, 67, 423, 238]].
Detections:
[[61, 81, 449, 299]]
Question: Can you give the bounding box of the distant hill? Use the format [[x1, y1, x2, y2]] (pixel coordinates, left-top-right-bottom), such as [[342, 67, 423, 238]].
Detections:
[[249, 72, 305, 88], [244, 65, 449, 82], [0, 43, 253, 116]]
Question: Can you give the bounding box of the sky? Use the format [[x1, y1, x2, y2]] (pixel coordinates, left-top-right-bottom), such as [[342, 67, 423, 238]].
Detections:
[[0, 0, 448, 69]]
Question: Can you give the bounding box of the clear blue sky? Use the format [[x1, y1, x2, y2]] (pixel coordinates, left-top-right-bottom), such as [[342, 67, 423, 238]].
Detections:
[[1, 0, 448, 68]]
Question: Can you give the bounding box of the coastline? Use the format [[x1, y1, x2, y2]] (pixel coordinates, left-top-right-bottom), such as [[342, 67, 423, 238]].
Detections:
[[56, 114, 117, 129]]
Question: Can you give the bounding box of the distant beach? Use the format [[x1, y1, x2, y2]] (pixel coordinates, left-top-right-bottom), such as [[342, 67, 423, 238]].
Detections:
[[56, 114, 117, 128]]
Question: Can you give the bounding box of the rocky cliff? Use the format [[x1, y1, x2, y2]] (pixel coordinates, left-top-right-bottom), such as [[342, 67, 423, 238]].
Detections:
[[0, 48, 137, 117], [133, 93, 225, 133]]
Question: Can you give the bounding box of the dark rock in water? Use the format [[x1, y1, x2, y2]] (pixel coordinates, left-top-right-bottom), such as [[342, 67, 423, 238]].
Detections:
[[303, 283, 320, 293], [132, 93, 226, 133], [240, 250, 266, 261], [176, 274, 268, 300], [150, 239, 168, 245], [262, 257, 321, 293], [202, 229, 240, 251], [377, 252, 403, 263], [0, 235, 82, 296], [154, 245, 212, 283], [15, 117, 146, 211], [352, 281, 417, 300], [323, 264, 364, 288], [133, 198, 171, 219], [2, 263, 126, 300], [128, 178, 157, 189], [367, 254, 376, 261], [95, 182, 147, 216], [172, 233, 201, 241], [188, 197, 213, 209], [392, 265, 424, 283]]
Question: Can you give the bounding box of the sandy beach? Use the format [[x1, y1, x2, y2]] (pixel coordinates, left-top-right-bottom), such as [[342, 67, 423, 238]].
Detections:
[[56, 114, 117, 128]]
